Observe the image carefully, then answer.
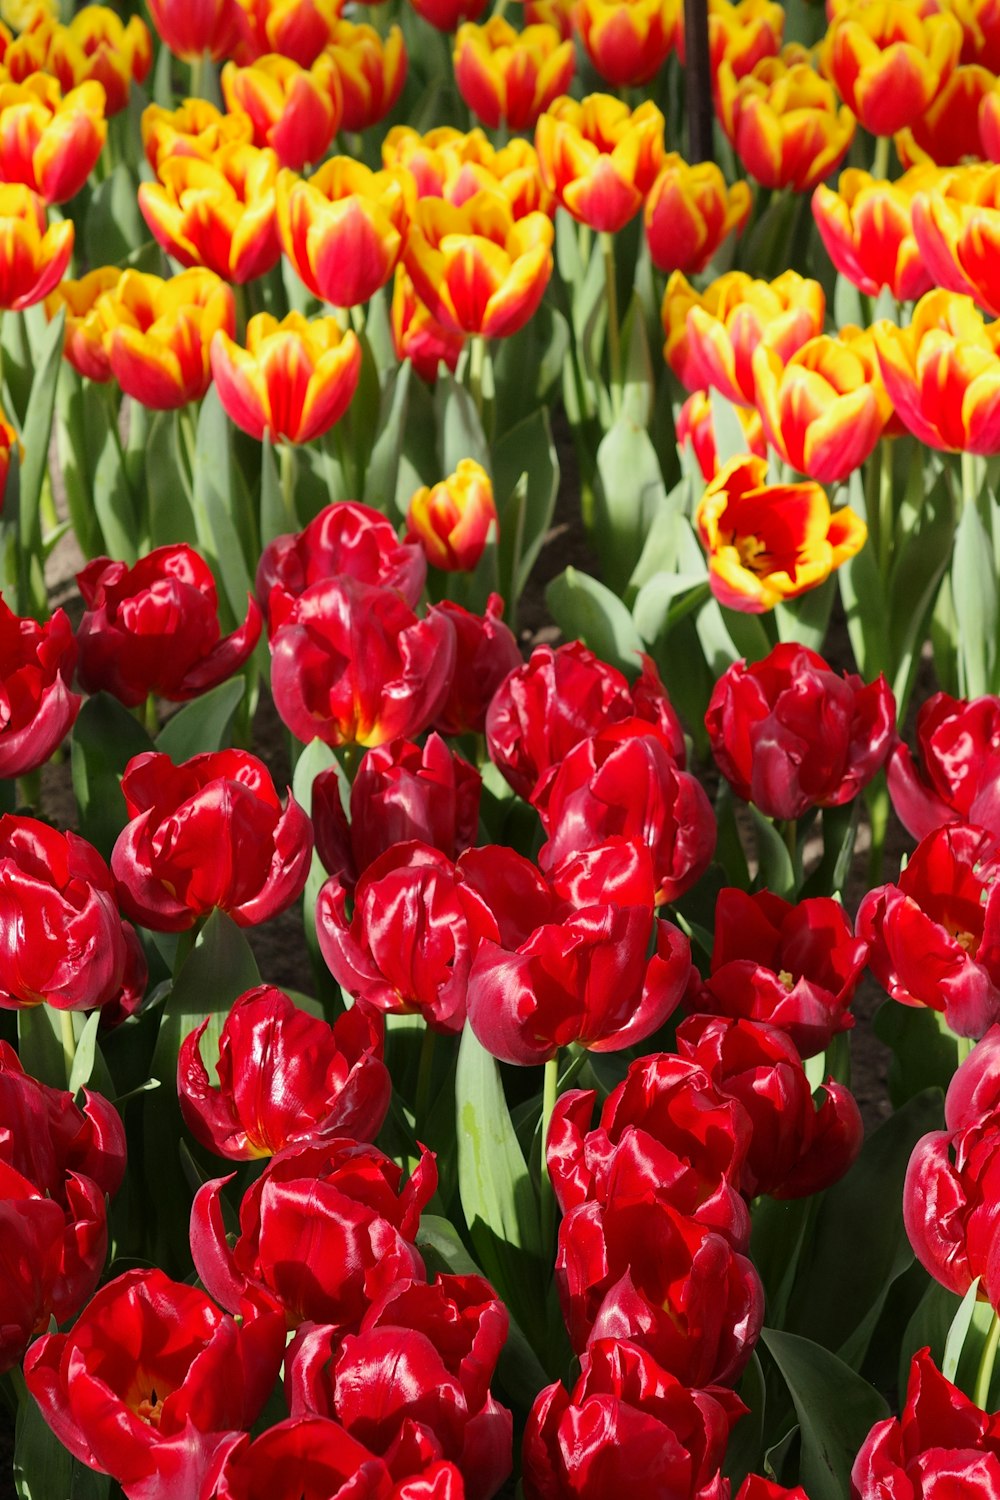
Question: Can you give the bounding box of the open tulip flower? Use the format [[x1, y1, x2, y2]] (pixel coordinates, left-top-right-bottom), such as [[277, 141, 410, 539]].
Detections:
[[820, 0, 963, 138], [0, 76, 105, 204], [138, 142, 281, 284], [324, 19, 407, 131], [812, 165, 939, 302], [677, 389, 767, 479], [141, 97, 254, 173], [644, 153, 752, 276], [873, 288, 1000, 452], [405, 457, 497, 571], [888, 689, 1000, 840], [575, 0, 680, 88], [408, 0, 488, 33], [391, 262, 466, 380], [383, 124, 552, 219], [716, 51, 855, 194], [911, 164, 1000, 317], [535, 93, 664, 233], [694, 455, 868, 612], [675, 0, 784, 83], [453, 16, 574, 131], [0, 594, 80, 779], [98, 266, 236, 410], [752, 326, 892, 485], [894, 62, 994, 167], [663, 268, 825, 406], [429, 594, 523, 735], [42, 6, 152, 115], [147, 0, 248, 60], [234, 0, 343, 67], [276, 156, 410, 307], [211, 310, 362, 444], [222, 51, 342, 171], [0, 182, 73, 309]]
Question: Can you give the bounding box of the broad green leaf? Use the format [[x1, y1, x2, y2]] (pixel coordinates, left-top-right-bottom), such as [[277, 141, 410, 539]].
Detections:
[[619, 292, 655, 430], [53, 368, 108, 560], [85, 163, 149, 266], [193, 387, 258, 628], [952, 493, 997, 697], [156, 677, 246, 761], [633, 574, 710, 646], [750, 806, 796, 899], [709, 389, 752, 468], [774, 574, 835, 652], [874, 1002, 960, 1109], [70, 692, 153, 860], [14, 1388, 75, 1500], [943, 1278, 982, 1382], [14, 308, 65, 612], [363, 361, 412, 518], [493, 408, 559, 614], [723, 1353, 767, 1487], [260, 434, 288, 547], [68, 1011, 102, 1097], [546, 567, 644, 675], [435, 369, 490, 476], [594, 416, 669, 593]]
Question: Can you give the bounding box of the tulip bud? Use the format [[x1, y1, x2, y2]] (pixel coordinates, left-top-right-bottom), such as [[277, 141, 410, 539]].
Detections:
[[0, 595, 79, 778], [406, 458, 497, 572]]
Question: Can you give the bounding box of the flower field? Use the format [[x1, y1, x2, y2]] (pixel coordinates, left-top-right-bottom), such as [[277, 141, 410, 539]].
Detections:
[[3, 0, 1000, 1494]]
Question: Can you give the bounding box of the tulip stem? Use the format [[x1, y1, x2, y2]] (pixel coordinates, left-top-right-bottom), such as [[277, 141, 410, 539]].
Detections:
[[962, 449, 979, 513], [415, 1024, 436, 1125], [279, 443, 297, 527], [600, 232, 622, 417], [974, 1310, 1000, 1410], [539, 1052, 559, 1250], [871, 133, 891, 182], [469, 334, 486, 421], [59, 1008, 76, 1089], [865, 775, 890, 888], [878, 438, 894, 576]]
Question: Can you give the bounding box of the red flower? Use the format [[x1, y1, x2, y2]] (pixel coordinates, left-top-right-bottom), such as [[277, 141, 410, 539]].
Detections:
[[857, 823, 1000, 1039], [522, 1338, 743, 1500], [255, 500, 426, 635], [852, 1348, 1000, 1499], [888, 690, 1000, 841], [287, 1274, 512, 1496], [311, 733, 481, 887], [111, 749, 313, 933], [191, 1139, 437, 1331], [694, 888, 868, 1058], [23, 1268, 285, 1500], [429, 594, 522, 737], [0, 815, 147, 1013], [0, 1162, 70, 1374], [705, 643, 895, 821], [76, 544, 261, 707], [270, 577, 456, 750], [178, 986, 390, 1159], [0, 595, 80, 778]]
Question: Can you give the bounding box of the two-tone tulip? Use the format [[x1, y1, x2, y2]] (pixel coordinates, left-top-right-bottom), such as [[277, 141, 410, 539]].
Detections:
[[45, 265, 120, 381], [391, 263, 465, 381], [406, 457, 497, 571], [535, 93, 664, 233], [716, 52, 855, 194], [0, 76, 105, 204], [147, 0, 247, 60], [0, 183, 73, 309], [676, 389, 766, 479], [403, 188, 553, 339], [813, 165, 939, 302], [44, 5, 152, 115], [676, 0, 784, 84], [235, 0, 341, 66], [911, 162, 1000, 315], [820, 0, 962, 137], [575, 0, 680, 88], [384, 122, 551, 219], [895, 63, 993, 167], [138, 142, 281, 284], [142, 96, 253, 172], [644, 152, 752, 275], [277, 156, 409, 306], [323, 18, 406, 131], [980, 75, 1000, 160], [99, 267, 236, 410], [408, 0, 487, 33], [453, 16, 574, 131], [222, 51, 341, 171], [211, 311, 361, 444], [695, 453, 868, 612]]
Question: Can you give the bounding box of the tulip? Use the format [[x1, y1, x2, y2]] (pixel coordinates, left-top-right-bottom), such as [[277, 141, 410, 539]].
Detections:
[[853, 1349, 1000, 1499], [406, 458, 497, 571], [663, 268, 825, 405], [311, 732, 481, 886], [910, 163, 1000, 316], [954, 0, 1000, 70], [384, 123, 552, 219], [0, 182, 72, 309], [111, 748, 313, 933], [0, 815, 147, 1013], [45, 264, 121, 381], [324, 19, 407, 131], [0, 1040, 125, 1203], [191, 1139, 437, 1330], [812, 166, 939, 302], [820, 0, 962, 137], [178, 986, 389, 1158], [24, 1268, 286, 1500], [429, 594, 523, 736], [675, 0, 784, 82], [857, 822, 1000, 1038], [644, 153, 752, 276], [255, 500, 426, 633], [235, 0, 342, 66], [903, 1104, 1000, 1307], [211, 311, 361, 444], [486, 642, 686, 801], [75, 544, 261, 708], [147, 0, 247, 59], [138, 142, 281, 284], [695, 888, 867, 1058], [523, 1338, 745, 1500], [408, 0, 488, 33], [276, 156, 409, 306], [142, 96, 253, 173], [0, 595, 80, 779], [453, 16, 574, 131], [535, 93, 664, 233], [695, 455, 869, 612], [716, 51, 855, 194], [888, 689, 1000, 840], [222, 51, 342, 171], [391, 263, 466, 381], [525, 0, 574, 37], [752, 326, 892, 484], [676, 389, 766, 480], [101, 267, 236, 411], [403, 190, 554, 340], [705, 639, 895, 816], [873, 289, 1000, 452], [44, 6, 152, 114], [575, 0, 680, 88], [0, 75, 105, 203], [981, 77, 1000, 160], [895, 63, 993, 167]]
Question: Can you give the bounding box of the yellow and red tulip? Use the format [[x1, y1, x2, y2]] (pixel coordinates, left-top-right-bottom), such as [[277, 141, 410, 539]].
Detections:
[[403, 188, 554, 339], [676, 388, 767, 479], [323, 19, 406, 131], [452, 16, 573, 131], [644, 152, 752, 275], [407, 0, 487, 34], [695, 453, 867, 612], [980, 76, 1000, 159], [873, 288, 1000, 452], [676, 0, 783, 83], [276, 156, 409, 306], [234, 0, 343, 67], [524, 0, 574, 36], [146, 0, 248, 61], [44, 6, 152, 115], [752, 327, 892, 484], [210, 311, 361, 444], [0, 183, 72, 309], [405, 458, 497, 572], [142, 98, 253, 173], [716, 51, 855, 193], [384, 124, 551, 218], [391, 264, 465, 382], [138, 142, 281, 284], [894, 62, 992, 166], [942, 0, 1000, 69], [98, 267, 236, 411], [0, 75, 105, 204], [574, 0, 680, 88], [663, 267, 826, 405], [910, 162, 1000, 315], [221, 51, 341, 171], [534, 92, 664, 233], [812, 165, 940, 301], [45, 265, 121, 381], [820, 0, 962, 137]]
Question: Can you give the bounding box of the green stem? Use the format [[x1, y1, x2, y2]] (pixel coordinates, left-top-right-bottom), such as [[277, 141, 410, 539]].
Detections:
[[190, 50, 209, 100], [871, 132, 891, 182], [143, 692, 159, 738], [962, 448, 978, 513], [59, 1007, 76, 1089], [17, 767, 40, 811], [539, 1052, 559, 1250], [279, 443, 298, 527], [957, 1033, 975, 1065], [866, 774, 890, 888], [469, 334, 486, 421], [782, 817, 797, 864], [877, 437, 894, 576], [600, 230, 622, 416], [415, 1025, 436, 1126], [974, 1309, 1000, 1410]]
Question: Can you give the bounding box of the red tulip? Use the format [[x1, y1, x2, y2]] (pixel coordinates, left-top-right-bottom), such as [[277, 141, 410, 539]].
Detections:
[[0, 595, 80, 778], [111, 749, 313, 933], [888, 690, 1000, 841], [736, 1481, 809, 1500], [429, 594, 523, 738], [705, 643, 895, 821], [178, 986, 390, 1159], [0, 1161, 70, 1373], [76, 544, 261, 708]]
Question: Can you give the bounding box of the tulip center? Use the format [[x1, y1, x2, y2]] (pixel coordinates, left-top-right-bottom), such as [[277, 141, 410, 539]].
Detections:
[[953, 929, 978, 954], [733, 532, 771, 575], [136, 1390, 165, 1428], [778, 968, 795, 990]]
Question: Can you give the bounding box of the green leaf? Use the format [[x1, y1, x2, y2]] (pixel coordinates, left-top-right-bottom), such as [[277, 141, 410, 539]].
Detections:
[[594, 416, 669, 594], [156, 677, 246, 761], [53, 368, 108, 560], [14, 1387, 74, 1500], [70, 692, 154, 860], [874, 1002, 959, 1109], [943, 1278, 982, 1382], [492, 302, 569, 436], [435, 369, 490, 477], [259, 434, 287, 547], [723, 1353, 767, 1488], [952, 493, 998, 697], [193, 387, 258, 628], [750, 806, 796, 899], [493, 408, 559, 615], [759, 1327, 890, 1500], [774, 574, 835, 652], [546, 567, 644, 676], [85, 163, 149, 266], [619, 292, 655, 430], [363, 361, 412, 518], [68, 1011, 102, 1097], [709, 388, 752, 468], [838, 470, 887, 681], [14, 308, 65, 611], [633, 574, 710, 646]]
